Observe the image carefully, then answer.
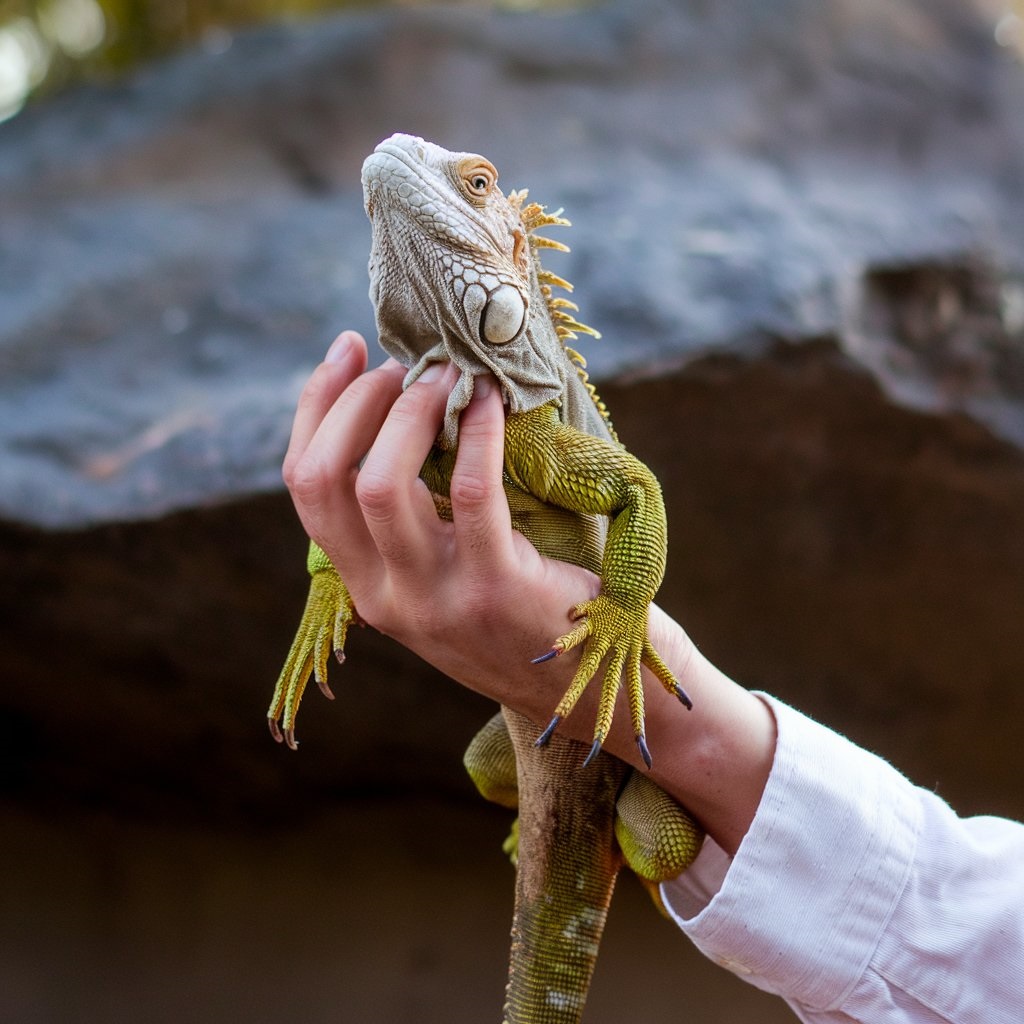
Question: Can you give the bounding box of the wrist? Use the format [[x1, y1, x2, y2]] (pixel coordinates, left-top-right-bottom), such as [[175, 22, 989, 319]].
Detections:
[[553, 604, 776, 856], [642, 631, 777, 855]]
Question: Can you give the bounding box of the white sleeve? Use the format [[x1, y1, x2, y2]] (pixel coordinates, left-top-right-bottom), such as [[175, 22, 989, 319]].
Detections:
[[659, 694, 1024, 1023]]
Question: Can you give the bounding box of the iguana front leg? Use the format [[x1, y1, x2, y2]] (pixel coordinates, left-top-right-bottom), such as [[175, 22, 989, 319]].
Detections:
[[266, 541, 356, 749], [503, 403, 689, 767]]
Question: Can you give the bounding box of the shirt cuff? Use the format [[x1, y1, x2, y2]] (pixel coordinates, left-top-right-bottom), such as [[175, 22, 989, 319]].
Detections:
[[659, 693, 924, 1010]]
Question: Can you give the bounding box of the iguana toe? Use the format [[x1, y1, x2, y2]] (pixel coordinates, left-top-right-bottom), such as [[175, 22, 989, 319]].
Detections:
[[642, 637, 692, 709], [537, 595, 648, 753]]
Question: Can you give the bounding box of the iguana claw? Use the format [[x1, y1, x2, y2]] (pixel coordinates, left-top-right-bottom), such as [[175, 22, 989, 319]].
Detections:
[[537, 714, 654, 771], [636, 733, 653, 769], [534, 714, 562, 748], [674, 683, 693, 710], [582, 735, 604, 768], [532, 598, 683, 769], [267, 718, 301, 751]]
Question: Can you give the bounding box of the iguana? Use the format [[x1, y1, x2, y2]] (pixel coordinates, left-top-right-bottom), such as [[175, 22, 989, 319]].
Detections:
[[268, 134, 704, 1023]]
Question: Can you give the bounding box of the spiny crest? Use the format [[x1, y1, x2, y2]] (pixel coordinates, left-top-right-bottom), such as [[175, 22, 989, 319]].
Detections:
[[508, 189, 617, 438]]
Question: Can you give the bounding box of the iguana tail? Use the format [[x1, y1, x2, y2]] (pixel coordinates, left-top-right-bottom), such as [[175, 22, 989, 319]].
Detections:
[[498, 708, 629, 1024]]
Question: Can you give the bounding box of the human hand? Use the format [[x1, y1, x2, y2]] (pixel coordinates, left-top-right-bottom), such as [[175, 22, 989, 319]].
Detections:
[[282, 330, 775, 852], [282, 330, 606, 725]]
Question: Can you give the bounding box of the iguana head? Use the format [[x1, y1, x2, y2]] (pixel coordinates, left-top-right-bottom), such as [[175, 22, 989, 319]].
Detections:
[[361, 133, 568, 445]]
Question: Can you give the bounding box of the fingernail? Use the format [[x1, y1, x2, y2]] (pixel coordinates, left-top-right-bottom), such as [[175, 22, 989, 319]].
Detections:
[[473, 374, 495, 401], [325, 332, 354, 363], [418, 361, 448, 383]]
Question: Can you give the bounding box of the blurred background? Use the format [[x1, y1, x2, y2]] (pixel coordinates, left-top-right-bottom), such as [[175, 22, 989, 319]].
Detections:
[[4, 0, 1023, 121], [0, 0, 583, 122], [2, 1, 1024, 1021]]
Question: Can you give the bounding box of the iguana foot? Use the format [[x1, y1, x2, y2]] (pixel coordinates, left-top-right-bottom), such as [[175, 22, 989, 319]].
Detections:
[[533, 594, 687, 766], [267, 543, 356, 750]]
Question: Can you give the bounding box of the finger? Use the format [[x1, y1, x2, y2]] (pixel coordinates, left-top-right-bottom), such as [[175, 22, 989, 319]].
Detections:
[[283, 331, 368, 486], [288, 356, 406, 556], [356, 362, 459, 564], [449, 375, 514, 563]]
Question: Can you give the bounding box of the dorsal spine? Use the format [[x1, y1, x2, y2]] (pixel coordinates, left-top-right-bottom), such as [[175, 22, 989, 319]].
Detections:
[[510, 190, 618, 442]]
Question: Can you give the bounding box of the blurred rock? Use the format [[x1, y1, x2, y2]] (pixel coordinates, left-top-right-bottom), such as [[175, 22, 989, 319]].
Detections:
[[1, 0, 1023, 821], [3, 0, 1024, 527]]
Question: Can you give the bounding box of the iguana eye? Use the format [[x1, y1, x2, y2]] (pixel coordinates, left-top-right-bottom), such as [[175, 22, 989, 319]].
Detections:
[[458, 157, 498, 200]]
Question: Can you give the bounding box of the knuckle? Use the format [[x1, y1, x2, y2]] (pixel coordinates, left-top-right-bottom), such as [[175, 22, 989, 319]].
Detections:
[[281, 452, 298, 490], [354, 467, 400, 520], [288, 453, 331, 506], [298, 360, 344, 409], [449, 470, 492, 512], [281, 448, 309, 492], [389, 386, 438, 430]]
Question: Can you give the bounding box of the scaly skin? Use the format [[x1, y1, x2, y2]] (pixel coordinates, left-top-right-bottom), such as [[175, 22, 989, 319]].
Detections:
[[267, 134, 703, 1023]]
